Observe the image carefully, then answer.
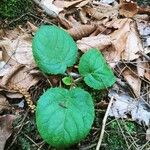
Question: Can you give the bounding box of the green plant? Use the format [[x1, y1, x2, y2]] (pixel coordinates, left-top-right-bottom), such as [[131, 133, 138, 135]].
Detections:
[[32, 25, 78, 74], [79, 49, 116, 89], [32, 25, 116, 148], [36, 87, 94, 148]]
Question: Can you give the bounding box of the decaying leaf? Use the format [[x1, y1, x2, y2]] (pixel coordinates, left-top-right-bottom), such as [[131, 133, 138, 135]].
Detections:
[[77, 34, 111, 52], [122, 68, 141, 97], [83, 4, 118, 20], [79, 9, 88, 24], [119, 0, 138, 18], [136, 58, 146, 77], [1, 34, 35, 66], [144, 63, 150, 81], [67, 24, 96, 40], [57, 15, 73, 29], [0, 115, 16, 150], [34, 0, 62, 17], [27, 21, 38, 33], [110, 18, 131, 63], [1, 64, 40, 90], [122, 21, 144, 60], [109, 87, 150, 126], [0, 95, 10, 114], [54, 0, 83, 8], [0, 61, 11, 77], [110, 18, 143, 62], [146, 128, 150, 141]]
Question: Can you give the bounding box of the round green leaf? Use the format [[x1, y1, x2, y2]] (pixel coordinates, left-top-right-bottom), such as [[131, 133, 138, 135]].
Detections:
[[78, 48, 116, 89], [62, 76, 73, 85], [36, 87, 95, 148], [32, 25, 78, 74]]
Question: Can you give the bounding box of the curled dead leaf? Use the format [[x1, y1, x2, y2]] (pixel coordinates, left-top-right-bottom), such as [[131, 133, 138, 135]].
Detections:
[[54, 0, 83, 8], [0, 33, 35, 66], [122, 68, 141, 97], [84, 5, 118, 20], [119, 0, 138, 18], [57, 15, 73, 29], [67, 25, 96, 40], [1, 64, 40, 90], [33, 0, 62, 17], [0, 95, 10, 114], [79, 9, 88, 24], [77, 34, 111, 52]]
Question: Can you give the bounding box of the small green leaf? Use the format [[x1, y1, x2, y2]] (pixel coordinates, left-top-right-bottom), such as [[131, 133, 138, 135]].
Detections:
[[62, 76, 73, 85], [36, 87, 95, 148], [32, 25, 78, 74], [78, 48, 116, 89]]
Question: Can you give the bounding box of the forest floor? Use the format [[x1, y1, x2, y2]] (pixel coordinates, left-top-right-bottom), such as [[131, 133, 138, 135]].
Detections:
[[0, 0, 150, 150]]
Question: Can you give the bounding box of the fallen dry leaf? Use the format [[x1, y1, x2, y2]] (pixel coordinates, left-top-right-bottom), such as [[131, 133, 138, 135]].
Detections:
[[110, 18, 143, 63], [33, 0, 62, 17], [110, 18, 131, 64], [0, 61, 12, 77], [79, 9, 88, 24], [0, 33, 35, 66], [84, 4, 118, 20], [26, 21, 38, 33], [54, 0, 83, 8], [136, 58, 146, 77], [122, 68, 141, 97], [5, 92, 23, 99], [0, 95, 10, 114], [1, 64, 40, 90], [109, 89, 150, 126], [57, 15, 73, 29], [122, 21, 144, 60], [101, 0, 115, 4], [0, 115, 16, 150], [146, 128, 150, 141], [76, 0, 91, 8], [144, 63, 150, 81], [77, 34, 111, 52], [67, 24, 96, 40], [119, 0, 138, 18]]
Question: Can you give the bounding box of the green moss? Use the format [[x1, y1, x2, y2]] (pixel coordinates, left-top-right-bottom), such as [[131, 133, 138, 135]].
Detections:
[[104, 119, 137, 150], [0, 0, 33, 19]]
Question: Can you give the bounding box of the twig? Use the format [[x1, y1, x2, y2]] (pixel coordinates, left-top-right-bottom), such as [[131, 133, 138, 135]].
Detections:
[[96, 96, 114, 150]]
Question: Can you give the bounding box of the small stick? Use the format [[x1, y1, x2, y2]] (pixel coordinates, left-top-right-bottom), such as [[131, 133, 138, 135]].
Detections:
[[96, 97, 114, 150]]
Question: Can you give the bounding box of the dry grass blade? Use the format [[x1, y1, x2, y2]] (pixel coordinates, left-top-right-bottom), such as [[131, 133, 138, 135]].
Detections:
[[96, 97, 114, 150]]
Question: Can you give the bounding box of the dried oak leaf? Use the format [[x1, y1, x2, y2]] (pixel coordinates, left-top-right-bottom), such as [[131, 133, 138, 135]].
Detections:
[[77, 34, 111, 52], [67, 25, 96, 40], [0, 115, 16, 150], [119, 0, 138, 18], [0, 95, 10, 114], [122, 68, 141, 97]]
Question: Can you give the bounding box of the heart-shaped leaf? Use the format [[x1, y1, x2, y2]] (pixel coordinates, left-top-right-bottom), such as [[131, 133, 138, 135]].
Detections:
[[78, 48, 116, 89], [36, 87, 94, 148], [32, 25, 78, 74]]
